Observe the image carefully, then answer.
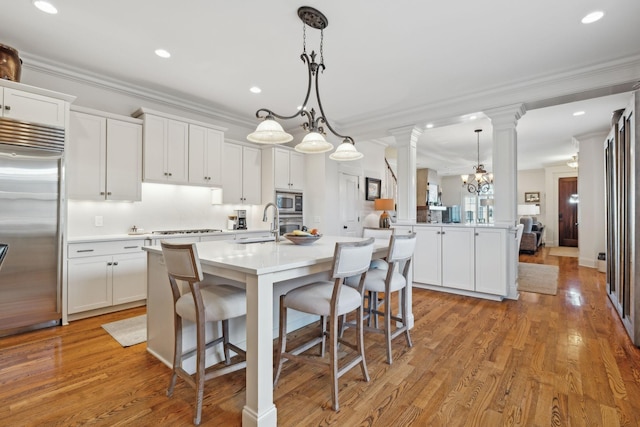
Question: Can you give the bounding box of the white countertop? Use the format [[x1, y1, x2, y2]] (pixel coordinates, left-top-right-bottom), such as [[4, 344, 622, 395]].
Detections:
[[396, 222, 514, 229], [67, 229, 272, 244], [143, 235, 388, 276]]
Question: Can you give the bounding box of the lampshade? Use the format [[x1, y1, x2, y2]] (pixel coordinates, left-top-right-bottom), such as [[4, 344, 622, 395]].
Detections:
[[247, 118, 293, 144], [517, 204, 540, 216], [294, 131, 334, 153], [329, 140, 364, 161], [374, 198, 395, 211]]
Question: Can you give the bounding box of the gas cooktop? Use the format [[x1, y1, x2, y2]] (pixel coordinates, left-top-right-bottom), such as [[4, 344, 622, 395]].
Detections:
[[151, 228, 222, 235]]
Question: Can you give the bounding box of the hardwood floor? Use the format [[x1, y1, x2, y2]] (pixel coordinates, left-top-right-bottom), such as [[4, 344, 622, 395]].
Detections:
[[1, 247, 639, 426]]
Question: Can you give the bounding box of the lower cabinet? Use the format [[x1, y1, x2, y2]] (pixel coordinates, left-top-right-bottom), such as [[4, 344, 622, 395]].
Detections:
[[67, 240, 147, 316], [411, 225, 507, 297]]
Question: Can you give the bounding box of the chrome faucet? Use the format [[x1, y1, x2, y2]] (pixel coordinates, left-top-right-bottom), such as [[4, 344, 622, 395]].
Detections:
[[262, 202, 280, 242]]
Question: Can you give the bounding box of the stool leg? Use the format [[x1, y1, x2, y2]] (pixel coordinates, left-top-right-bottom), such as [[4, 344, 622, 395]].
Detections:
[[273, 295, 288, 387], [222, 319, 231, 365], [384, 288, 393, 364], [402, 286, 413, 348], [329, 313, 339, 411], [320, 315, 327, 357], [356, 302, 370, 382], [194, 314, 206, 425], [168, 314, 181, 397]]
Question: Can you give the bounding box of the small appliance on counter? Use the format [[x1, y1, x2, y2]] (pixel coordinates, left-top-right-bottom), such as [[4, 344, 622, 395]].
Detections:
[[234, 209, 247, 230]]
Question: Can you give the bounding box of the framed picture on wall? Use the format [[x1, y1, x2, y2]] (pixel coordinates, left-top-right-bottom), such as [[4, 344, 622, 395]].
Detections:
[[366, 177, 381, 201], [525, 192, 540, 203]]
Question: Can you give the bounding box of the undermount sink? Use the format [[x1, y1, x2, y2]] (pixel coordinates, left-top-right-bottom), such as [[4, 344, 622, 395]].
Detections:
[[235, 236, 276, 244]]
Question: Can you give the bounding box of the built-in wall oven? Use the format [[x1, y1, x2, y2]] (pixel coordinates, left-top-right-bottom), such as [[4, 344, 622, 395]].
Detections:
[[279, 216, 304, 235], [276, 191, 303, 215]]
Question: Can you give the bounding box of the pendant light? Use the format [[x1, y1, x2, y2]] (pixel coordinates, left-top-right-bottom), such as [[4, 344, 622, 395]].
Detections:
[[247, 7, 362, 161], [461, 129, 493, 195]]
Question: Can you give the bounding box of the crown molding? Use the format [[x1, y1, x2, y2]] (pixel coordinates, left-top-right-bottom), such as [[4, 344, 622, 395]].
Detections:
[[21, 52, 255, 130]]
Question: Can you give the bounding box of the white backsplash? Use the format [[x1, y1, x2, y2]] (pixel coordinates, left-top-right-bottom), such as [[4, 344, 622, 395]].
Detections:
[[66, 183, 269, 237]]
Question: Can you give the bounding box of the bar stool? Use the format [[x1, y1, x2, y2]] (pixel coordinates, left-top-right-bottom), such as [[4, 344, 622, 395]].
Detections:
[[273, 238, 375, 411], [362, 227, 394, 325], [160, 242, 247, 425], [345, 232, 417, 364]]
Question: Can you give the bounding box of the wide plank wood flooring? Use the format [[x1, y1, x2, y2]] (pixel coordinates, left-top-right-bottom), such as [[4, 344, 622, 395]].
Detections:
[[1, 247, 640, 426]]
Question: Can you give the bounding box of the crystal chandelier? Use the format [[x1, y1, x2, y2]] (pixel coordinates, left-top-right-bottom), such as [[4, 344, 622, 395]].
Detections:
[[247, 7, 363, 161], [461, 129, 493, 195]]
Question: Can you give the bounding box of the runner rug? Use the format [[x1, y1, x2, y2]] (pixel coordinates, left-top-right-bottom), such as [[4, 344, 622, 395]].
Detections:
[[101, 314, 147, 347], [518, 262, 559, 295]]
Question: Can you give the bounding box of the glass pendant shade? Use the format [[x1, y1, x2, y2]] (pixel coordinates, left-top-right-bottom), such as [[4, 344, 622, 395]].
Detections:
[[461, 174, 469, 184], [247, 118, 293, 144], [329, 140, 364, 161], [294, 131, 334, 153]]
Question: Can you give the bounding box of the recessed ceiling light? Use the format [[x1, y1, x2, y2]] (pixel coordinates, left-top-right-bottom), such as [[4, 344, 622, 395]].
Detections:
[[154, 49, 171, 59], [582, 11, 604, 24], [33, 0, 58, 14], [573, 111, 585, 116], [426, 123, 434, 129], [469, 115, 477, 120], [250, 86, 261, 94]]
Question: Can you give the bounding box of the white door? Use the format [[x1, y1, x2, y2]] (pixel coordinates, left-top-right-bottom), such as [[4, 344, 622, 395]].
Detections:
[[339, 172, 360, 236]]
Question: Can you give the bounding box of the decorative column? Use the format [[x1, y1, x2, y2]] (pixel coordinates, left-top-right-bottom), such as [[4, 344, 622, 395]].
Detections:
[[389, 125, 422, 224], [485, 103, 526, 300]]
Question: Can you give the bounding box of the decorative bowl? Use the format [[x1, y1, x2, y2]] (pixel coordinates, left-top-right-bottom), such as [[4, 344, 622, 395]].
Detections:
[[283, 233, 322, 245]]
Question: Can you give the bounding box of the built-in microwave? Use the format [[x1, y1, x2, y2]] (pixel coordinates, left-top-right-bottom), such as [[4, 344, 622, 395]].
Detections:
[[276, 191, 303, 214], [279, 216, 304, 236]]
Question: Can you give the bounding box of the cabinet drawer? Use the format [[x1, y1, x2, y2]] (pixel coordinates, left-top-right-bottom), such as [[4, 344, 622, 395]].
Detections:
[[68, 239, 146, 258]]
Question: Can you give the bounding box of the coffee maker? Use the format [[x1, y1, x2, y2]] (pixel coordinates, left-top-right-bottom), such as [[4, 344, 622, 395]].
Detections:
[[235, 209, 247, 230]]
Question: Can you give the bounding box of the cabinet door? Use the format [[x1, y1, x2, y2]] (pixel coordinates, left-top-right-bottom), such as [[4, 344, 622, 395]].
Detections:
[[242, 146, 262, 204], [288, 151, 305, 191], [67, 256, 112, 314], [441, 227, 475, 291], [413, 227, 442, 286], [166, 119, 189, 183], [222, 143, 244, 204], [475, 228, 507, 295], [189, 124, 223, 186], [143, 114, 168, 181], [112, 252, 147, 304], [2, 88, 66, 128], [68, 111, 106, 200], [106, 119, 142, 201], [273, 148, 291, 190]]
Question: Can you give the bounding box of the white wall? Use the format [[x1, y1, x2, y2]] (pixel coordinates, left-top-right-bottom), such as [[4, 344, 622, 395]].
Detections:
[[517, 169, 547, 225]]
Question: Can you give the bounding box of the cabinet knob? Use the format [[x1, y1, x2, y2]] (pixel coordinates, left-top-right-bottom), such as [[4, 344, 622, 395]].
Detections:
[[107, 192, 112, 196], [441, 231, 445, 235], [100, 192, 105, 195], [107, 262, 112, 266], [4, 105, 10, 111], [168, 172, 172, 177], [113, 262, 118, 266], [475, 233, 479, 236]]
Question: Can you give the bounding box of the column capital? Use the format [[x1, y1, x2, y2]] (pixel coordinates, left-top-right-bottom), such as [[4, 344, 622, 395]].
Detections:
[[388, 125, 423, 146], [485, 103, 526, 129]]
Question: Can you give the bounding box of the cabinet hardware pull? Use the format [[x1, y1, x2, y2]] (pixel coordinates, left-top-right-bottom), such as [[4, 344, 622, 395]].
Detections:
[[441, 231, 445, 235], [124, 246, 138, 249], [100, 192, 105, 195], [113, 262, 118, 266], [77, 249, 94, 253], [107, 262, 112, 266], [107, 192, 112, 196], [4, 105, 10, 111], [168, 172, 172, 176], [475, 233, 479, 236]]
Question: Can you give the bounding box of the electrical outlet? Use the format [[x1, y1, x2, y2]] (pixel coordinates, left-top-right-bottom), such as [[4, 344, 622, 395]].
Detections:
[[94, 216, 103, 227]]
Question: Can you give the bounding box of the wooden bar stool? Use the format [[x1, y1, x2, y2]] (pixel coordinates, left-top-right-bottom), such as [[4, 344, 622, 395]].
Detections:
[[273, 238, 375, 411], [160, 242, 247, 425]]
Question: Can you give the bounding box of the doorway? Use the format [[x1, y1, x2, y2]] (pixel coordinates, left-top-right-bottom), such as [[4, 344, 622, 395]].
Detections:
[[338, 172, 359, 237], [558, 177, 578, 247]]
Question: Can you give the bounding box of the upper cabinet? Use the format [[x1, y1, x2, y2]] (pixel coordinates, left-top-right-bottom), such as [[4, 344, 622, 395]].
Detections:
[[261, 147, 304, 203], [133, 108, 227, 187], [188, 124, 223, 187], [68, 108, 142, 201], [140, 114, 188, 183], [223, 143, 261, 204], [0, 86, 67, 128]]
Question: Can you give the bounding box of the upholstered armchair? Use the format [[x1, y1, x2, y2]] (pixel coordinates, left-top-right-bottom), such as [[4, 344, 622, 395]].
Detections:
[[519, 217, 544, 253]]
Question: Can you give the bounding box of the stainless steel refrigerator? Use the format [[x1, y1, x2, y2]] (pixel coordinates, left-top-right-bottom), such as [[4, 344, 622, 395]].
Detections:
[[0, 118, 65, 337]]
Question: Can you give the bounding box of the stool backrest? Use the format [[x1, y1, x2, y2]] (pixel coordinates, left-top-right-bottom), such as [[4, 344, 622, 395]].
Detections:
[[386, 233, 417, 278], [160, 241, 203, 283], [362, 227, 394, 243], [331, 237, 375, 279]]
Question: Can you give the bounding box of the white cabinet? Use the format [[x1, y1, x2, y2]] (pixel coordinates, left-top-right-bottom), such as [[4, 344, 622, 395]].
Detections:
[[0, 87, 66, 127], [413, 226, 474, 290], [141, 114, 188, 183], [474, 228, 507, 295], [68, 109, 142, 201], [67, 240, 147, 316], [274, 148, 304, 191], [223, 143, 261, 204], [188, 124, 223, 186]]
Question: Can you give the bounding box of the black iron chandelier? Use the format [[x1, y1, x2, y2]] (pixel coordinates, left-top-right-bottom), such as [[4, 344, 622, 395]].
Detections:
[[246, 6, 363, 161], [461, 129, 493, 195]]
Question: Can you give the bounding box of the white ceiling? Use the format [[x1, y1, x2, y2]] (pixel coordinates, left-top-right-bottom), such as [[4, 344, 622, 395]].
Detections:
[[2, 1, 639, 173]]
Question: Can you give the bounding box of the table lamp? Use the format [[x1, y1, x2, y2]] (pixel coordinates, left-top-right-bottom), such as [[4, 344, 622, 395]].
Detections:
[[517, 204, 540, 219], [374, 198, 395, 228]]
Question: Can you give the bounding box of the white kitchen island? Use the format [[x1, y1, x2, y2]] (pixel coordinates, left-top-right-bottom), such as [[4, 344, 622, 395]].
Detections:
[[143, 236, 390, 427]]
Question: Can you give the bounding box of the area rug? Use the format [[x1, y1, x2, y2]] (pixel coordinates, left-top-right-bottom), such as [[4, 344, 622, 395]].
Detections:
[[518, 263, 559, 295], [548, 247, 578, 257], [101, 314, 147, 347]]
